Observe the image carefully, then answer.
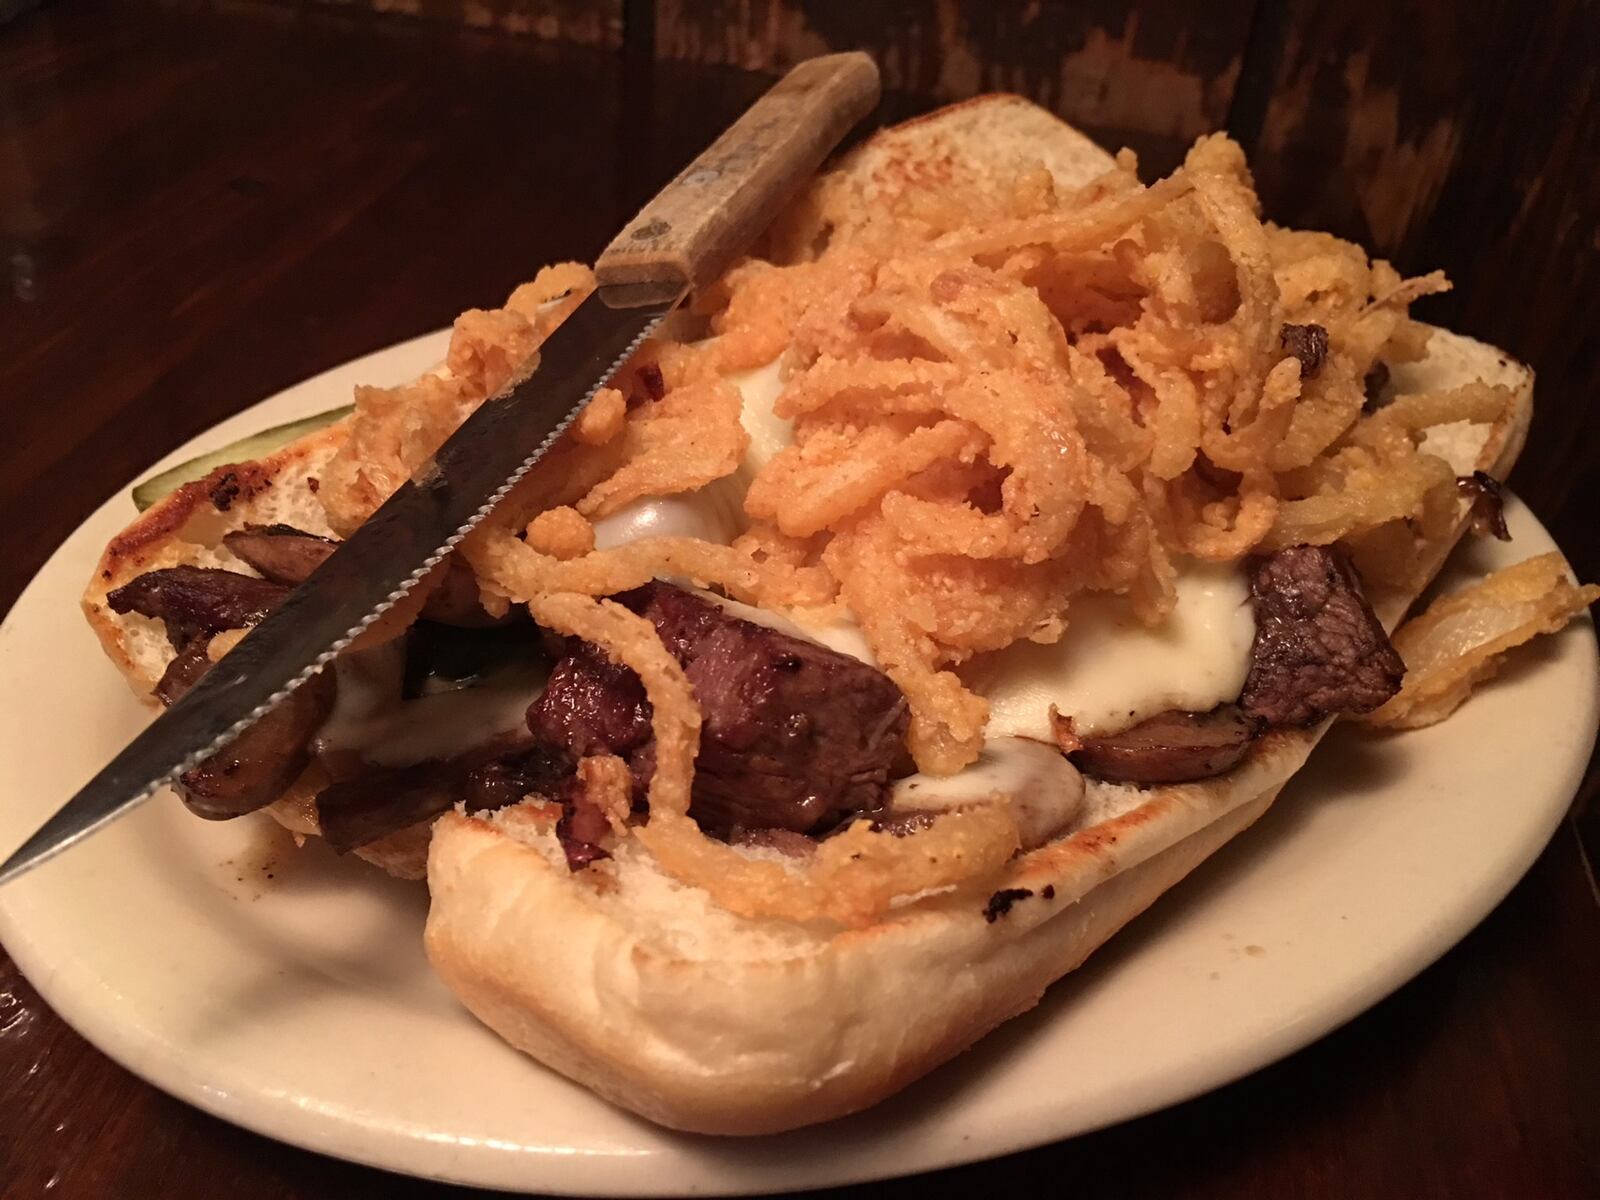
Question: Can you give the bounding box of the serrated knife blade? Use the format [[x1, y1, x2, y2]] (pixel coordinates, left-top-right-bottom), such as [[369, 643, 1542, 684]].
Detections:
[[0, 50, 881, 887], [0, 293, 670, 887]]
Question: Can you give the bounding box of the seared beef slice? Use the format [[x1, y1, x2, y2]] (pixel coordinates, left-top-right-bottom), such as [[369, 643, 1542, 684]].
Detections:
[[1241, 546, 1404, 727], [528, 583, 909, 835]]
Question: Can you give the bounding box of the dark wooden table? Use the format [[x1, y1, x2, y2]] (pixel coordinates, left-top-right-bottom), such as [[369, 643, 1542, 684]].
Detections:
[[2, 3, 1597, 1197]]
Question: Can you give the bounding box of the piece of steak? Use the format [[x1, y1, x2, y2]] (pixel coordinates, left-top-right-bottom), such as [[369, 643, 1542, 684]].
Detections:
[[222, 524, 337, 585], [107, 566, 287, 650], [1240, 545, 1405, 728], [527, 582, 910, 836], [179, 671, 336, 819], [528, 642, 653, 760], [143, 622, 336, 820], [152, 640, 215, 706], [223, 524, 504, 626], [315, 746, 572, 854]]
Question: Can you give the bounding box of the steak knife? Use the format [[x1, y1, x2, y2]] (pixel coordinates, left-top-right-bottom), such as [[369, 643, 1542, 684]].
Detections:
[[0, 52, 880, 886]]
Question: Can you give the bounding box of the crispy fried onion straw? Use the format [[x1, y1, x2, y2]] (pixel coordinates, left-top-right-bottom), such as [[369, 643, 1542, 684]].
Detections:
[[332, 126, 1521, 906], [1364, 554, 1599, 729], [463, 529, 767, 607], [320, 263, 593, 535], [529, 593, 1020, 928]]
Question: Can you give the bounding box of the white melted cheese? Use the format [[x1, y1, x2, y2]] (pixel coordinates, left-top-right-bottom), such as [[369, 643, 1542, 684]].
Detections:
[[590, 352, 792, 552], [785, 607, 876, 664], [591, 487, 745, 550], [893, 737, 1086, 850], [726, 356, 792, 474], [695, 591, 876, 665], [970, 563, 1256, 739], [315, 641, 548, 769]]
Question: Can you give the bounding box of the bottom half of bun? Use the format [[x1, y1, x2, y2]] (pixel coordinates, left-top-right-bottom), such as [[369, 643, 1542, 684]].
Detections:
[[423, 785, 1278, 1136]]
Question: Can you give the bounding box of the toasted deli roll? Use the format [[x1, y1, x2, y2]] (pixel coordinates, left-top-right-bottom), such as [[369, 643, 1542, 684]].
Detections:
[[84, 92, 1574, 1134]]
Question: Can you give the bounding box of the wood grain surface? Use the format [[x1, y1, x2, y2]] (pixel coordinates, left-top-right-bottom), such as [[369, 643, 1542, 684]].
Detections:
[[0, 1, 1596, 1197]]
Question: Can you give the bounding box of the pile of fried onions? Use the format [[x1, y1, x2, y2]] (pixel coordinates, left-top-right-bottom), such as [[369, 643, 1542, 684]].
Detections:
[[319, 132, 1528, 925], [1365, 554, 1598, 729]]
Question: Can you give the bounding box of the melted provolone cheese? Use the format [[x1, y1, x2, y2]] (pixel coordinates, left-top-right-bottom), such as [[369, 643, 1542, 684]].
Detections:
[[590, 352, 791, 551], [695, 590, 876, 665], [315, 641, 548, 769], [591, 487, 745, 550], [726, 356, 791, 474], [971, 563, 1255, 739], [785, 608, 877, 664], [893, 737, 1085, 850]]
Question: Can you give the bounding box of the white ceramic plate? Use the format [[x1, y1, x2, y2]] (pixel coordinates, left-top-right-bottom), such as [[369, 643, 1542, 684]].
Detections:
[[0, 333, 1595, 1196]]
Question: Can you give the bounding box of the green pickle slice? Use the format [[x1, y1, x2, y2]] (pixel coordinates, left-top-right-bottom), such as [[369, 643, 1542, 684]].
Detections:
[[130, 405, 352, 511]]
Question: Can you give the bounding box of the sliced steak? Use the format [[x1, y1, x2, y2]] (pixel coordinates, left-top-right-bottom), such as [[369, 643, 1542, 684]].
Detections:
[[223, 524, 502, 627], [1241, 545, 1404, 728], [1070, 705, 1258, 785], [179, 670, 336, 819], [316, 745, 571, 853], [557, 777, 614, 870], [528, 642, 653, 760], [153, 641, 215, 706], [636, 583, 910, 834], [119, 563, 327, 819], [316, 761, 460, 853], [527, 582, 911, 836], [107, 566, 286, 650], [222, 524, 336, 585]]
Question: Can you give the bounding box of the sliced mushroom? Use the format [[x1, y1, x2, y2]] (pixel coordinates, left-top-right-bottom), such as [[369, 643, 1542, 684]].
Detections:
[[1070, 705, 1258, 785]]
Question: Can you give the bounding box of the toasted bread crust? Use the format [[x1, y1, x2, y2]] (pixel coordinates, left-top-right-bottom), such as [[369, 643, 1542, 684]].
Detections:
[[82, 419, 431, 880], [426, 787, 1277, 1134], [83, 421, 350, 699]]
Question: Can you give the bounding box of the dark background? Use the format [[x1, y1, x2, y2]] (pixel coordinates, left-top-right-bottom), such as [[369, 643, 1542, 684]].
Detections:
[[1, 1, 1597, 1196]]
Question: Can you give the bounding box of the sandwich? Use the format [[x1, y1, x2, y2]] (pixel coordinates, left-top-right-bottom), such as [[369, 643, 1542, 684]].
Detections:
[[81, 94, 1594, 1134]]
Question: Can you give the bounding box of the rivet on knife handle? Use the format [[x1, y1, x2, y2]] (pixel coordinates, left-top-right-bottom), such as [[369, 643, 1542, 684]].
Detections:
[[596, 52, 881, 302]]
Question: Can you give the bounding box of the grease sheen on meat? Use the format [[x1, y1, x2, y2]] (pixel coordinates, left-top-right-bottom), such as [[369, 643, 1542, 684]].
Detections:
[[135, 604, 334, 821], [529, 643, 652, 761], [1241, 545, 1404, 727], [180, 672, 336, 819]]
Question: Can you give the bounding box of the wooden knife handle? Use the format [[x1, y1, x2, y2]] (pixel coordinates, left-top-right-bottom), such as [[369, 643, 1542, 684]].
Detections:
[[596, 52, 880, 301]]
